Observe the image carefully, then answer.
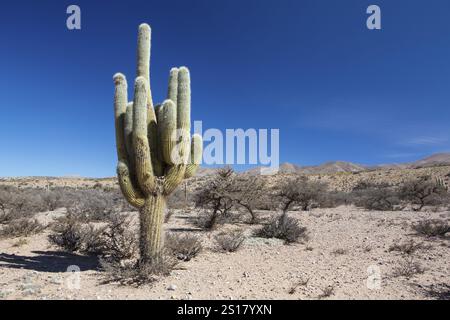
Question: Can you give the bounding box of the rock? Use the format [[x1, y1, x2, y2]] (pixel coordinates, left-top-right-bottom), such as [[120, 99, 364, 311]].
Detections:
[[167, 284, 177, 291]]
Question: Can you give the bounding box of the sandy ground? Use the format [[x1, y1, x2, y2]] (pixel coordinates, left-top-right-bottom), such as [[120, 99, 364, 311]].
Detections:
[[0, 206, 448, 300]]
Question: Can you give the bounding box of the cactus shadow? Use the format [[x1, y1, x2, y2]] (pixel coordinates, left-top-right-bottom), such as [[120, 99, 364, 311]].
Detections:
[[0, 251, 99, 273]]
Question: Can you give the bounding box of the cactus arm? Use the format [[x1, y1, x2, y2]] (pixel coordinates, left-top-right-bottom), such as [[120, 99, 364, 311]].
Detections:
[[159, 100, 177, 165], [185, 133, 203, 178], [113, 73, 129, 163], [132, 77, 155, 194], [176, 67, 192, 164], [163, 165, 186, 195], [117, 161, 145, 208], [124, 102, 136, 173], [167, 68, 179, 105], [137, 24, 163, 177], [136, 23, 154, 110]]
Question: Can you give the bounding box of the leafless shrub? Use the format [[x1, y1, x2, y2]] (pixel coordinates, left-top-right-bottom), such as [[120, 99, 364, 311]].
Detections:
[[412, 219, 449, 237], [167, 185, 188, 209], [230, 175, 266, 224], [352, 182, 401, 211], [100, 214, 138, 262], [399, 176, 449, 211], [332, 248, 348, 255], [389, 240, 429, 255], [392, 257, 425, 278], [100, 253, 177, 286], [48, 214, 86, 252], [288, 278, 310, 294], [317, 191, 350, 208], [194, 167, 235, 229], [0, 218, 46, 238], [66, 190, 118, 222], [214, 230, 246, 252], [40, 190, 64, 211], [318, 285, 335, 299], [255, 214, 308, 244], [49, 213, 138, 261], [165, 232, 202, 261], [277, 176, 327, 213]]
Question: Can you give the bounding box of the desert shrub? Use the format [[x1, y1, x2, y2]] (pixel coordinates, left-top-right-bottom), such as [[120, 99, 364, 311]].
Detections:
[[167, 186, 188, 209], [48, 214, 86, 252], [165, 232, 202, 261], [332, 248, 348, 255], [317, 191, 350, 208], [49, 213, 138, 261], [66, 189, 118, 222], [40, 190, 64, 211], [392, 257, 425, 278], [99, 214, 138, 262], [230, 175, 266, 224], [0, 218, 46, 238], [398, 176, 449, 211], [389, 240, 429, 255], [412, 219, 449, 237], [194, 167, 235, 230], [352, 182, 401, 211], [277, 176, 327, 213], [214, 230, 246, 252], [318, 285, 335, 299], [255, 214, 308, 244], [100, 253, 177, 286]]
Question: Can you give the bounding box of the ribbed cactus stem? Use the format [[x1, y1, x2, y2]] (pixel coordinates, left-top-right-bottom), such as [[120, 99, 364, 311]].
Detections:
[[113, 24, 203, 262], [139, 194, 166, 263]]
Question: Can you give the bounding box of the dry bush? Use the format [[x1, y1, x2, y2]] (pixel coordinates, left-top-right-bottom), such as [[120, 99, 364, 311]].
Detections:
[[389, 240, 429, 255], [49, 213, 138, 261], [399, 176, 449, 211], [230, 175, 266, 224], [317, 191, 350, 208], [392, 257, 425, 278], [0, 218, 46, 238], [66, 189, 118, 222], [318, 285, 335, 299], [412, 219, 449, 237], [277, 176, 327, 213], [194, 167, 235, 230], [167, 186, 188, 209], [352, 182, 401, 211], [100, 253, 177, 286], [165, 232, 202, 261], [288, 278, 310, 294], [214, 230, 246, 252], [100, 214, 138, 262], [255, 214, 308, 244], [48, 214, 87, 252], [332, 248, 348, 255]]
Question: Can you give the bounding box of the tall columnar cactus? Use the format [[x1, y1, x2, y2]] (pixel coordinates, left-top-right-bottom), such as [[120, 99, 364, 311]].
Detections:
[[113, 24, 203, 263]]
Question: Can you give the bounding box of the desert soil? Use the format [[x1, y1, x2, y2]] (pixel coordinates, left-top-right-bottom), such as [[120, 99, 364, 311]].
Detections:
[[0, 206, 448, 300]]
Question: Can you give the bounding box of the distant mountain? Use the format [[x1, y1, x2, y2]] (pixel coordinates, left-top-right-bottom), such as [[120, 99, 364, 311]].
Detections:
[[411, 153, 450, 167], [195, 153, 450, 176]]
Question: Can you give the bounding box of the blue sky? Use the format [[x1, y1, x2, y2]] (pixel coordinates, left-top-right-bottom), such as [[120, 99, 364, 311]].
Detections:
[[0, 0, 449, 177]]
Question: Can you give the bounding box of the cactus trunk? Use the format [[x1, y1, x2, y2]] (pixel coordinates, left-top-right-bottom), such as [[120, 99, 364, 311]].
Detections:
[[139, 194, 166, 263]]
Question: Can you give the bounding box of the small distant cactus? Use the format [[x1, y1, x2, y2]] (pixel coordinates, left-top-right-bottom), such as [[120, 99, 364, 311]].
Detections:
[[113, 24, 202, 263], [435, 177, 448, 191]]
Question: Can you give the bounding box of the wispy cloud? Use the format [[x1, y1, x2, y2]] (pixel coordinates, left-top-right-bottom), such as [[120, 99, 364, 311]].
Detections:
[[404, 137, 448, 146]]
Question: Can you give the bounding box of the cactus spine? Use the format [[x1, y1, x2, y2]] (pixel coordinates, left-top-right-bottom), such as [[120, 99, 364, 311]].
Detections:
[[113, 24, 203, 263]]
